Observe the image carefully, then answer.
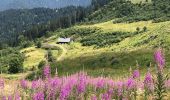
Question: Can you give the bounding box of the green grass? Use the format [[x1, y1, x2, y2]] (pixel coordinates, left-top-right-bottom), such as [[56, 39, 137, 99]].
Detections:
[[79, 21, 161, 32], [48, 20, 170, 77], [21, 47, 46, 68], [21, 20, 170, 79]]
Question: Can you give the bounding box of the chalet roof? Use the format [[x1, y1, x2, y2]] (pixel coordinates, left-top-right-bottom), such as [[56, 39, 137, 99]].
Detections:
[[58, 38, 71, 43]]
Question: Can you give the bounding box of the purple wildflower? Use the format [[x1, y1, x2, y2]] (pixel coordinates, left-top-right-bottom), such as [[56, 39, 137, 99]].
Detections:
[[144, 72, 152, 84], [77, 73, 87, 93], [91, 95, 97, 100], [14, 92, 20, 100], [133, 70, 140, 79], [0, 78, 4, 89], [20, 79, 28, 89], [116, 81, 124, 97], [126, 78, 136, 90], [144, 72, 154, 92], [59, 84, 72, 100], [102, 93, 110, 100], [33, 92, 45, 100], [165, 80, 170, 89], [2, 96, 6, 100], [96, 78, 105, 88], [31, 79, 45, 90], [8, 96, 13, 100], [43, 65, 51, 78], [154, 49, 165, 71], [46, 78, 61, 100]]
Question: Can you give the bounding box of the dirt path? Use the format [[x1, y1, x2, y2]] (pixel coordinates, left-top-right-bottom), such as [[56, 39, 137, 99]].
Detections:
[[42, 43, 67, 61], [51, 43, 67, 61]]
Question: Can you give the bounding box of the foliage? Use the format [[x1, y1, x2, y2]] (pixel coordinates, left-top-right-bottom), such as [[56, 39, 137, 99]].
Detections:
[[47, 50, 56, 63], [38, 60, 46, 69], [89, 0, 170, 23], [80, 31, 134, 47], [36, 41, 42, 48], [0, 6, 88, 48], [8, 54, 24, 73], [0, 48, 24, 74], [154, 49, 168, 100], [143, 26, 147, 32]]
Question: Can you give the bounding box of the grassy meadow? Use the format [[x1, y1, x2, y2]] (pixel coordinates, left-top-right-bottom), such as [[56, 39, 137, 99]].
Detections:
[[1, 20, 170, 100], [15, 20, 170, 78], [21, 47, 46, 69]]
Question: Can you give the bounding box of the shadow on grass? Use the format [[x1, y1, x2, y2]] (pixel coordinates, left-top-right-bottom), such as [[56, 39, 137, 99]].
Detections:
[[51, 49, 161, 77]]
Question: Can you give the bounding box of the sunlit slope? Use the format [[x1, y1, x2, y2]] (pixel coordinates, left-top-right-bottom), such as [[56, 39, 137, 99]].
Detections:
[[78, 21, 170, 51], [80, 21, 155, 32], [21, 20, 170, 76], [21, 47, 46, 68], [53, 21, 170, 75], [130, 0, 151, 3]]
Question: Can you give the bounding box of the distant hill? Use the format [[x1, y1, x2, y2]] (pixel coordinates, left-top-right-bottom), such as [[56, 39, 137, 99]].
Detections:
[[0, 0, 112, 48], [0, 0, 91, 11], [0, 6, 88, 48], [87, 0, 170, 23]]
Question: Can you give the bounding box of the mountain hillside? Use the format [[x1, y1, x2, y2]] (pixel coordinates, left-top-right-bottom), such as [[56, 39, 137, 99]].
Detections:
[[18, 20, 170, 77], [88, 0, 170, 23], [1, 1, 170, 99], [0, 6, 87, 48], [0, 0, 91, 11]]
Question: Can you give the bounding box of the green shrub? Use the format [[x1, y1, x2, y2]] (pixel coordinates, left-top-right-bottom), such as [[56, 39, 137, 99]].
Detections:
[[143, 26, 147, 32], [47, 50, 56, 62], [38, 60, 46, 69], [36, 41, 42, 48], [8, 56, 24, 73], [80, 31, 133, 47]]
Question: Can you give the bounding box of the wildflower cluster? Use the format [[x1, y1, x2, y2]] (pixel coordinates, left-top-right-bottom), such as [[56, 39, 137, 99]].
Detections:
[[1, 49, 169, 100]]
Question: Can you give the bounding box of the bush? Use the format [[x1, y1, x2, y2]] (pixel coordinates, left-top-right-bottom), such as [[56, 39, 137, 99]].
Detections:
[[136, 27, 140, 32], [21, 41, 34, 48], [38, 60, 46, 69], [80, 31, 133, 47], [47, 50, 56, 62], [8, 57, 24, 73], [143, 26, 147, 32], [36, 41, 42, 48]]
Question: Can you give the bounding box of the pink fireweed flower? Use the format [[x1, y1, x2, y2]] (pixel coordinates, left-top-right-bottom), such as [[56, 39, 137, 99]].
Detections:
[[144, 72, 152, 83], [144, 72, 154, 92], [102, 93, 111, 100], [132, 70, 140, 79], [2, 96, 6, 100], [107, 88, 113, 95], [20, 79, 28, 89], [116, 81, 124, 97], [77, 73, 87, 93], [46, 77, 61, 100], [43, 65, 51, 78], [0, 78, 4, 89], [96, 78, 105, 88], [31, 79, 45, 90], [8, 96, 12, 100], [126, 78, 136, 90], [91, 95, 97, 100], [154, 49, 165, 71], [14, 92, 21, 100], [33, 92, 44, 100], [165, 79, 170, 89], [59, 83, 72, 100]]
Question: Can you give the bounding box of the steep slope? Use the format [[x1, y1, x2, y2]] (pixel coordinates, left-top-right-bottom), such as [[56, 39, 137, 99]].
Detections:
[[87, 0, 170, 23], [28, 20, 169, 76], [0, 0, 91, 11], [0, 6, 87, 47]]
